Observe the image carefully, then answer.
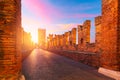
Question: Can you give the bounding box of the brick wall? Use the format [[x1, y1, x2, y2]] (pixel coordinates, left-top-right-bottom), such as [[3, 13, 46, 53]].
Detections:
[[118, 0, 120, 70], [46, 0, 120, 71], [0, 0, 22, 79], [101, 0, 119, 71], [48, 49, 100, 68]]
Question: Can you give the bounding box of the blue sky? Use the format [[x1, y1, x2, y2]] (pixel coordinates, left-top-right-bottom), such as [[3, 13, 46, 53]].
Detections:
[[22, 0, 101, 43]]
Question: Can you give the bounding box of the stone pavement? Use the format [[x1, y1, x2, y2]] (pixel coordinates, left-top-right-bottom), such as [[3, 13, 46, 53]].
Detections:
[[22, 49, 114, 80]]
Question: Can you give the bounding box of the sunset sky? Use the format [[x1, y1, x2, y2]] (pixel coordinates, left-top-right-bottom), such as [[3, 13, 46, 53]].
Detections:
[[22, 0, 101, 43]]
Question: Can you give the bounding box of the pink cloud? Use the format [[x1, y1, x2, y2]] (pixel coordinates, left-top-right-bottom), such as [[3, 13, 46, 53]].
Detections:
[[56, 23, 78, 30], [22, 0, 98, 24], [22, 0, 61, 24], [61, 14, 99, 19], [73, 14, 98, 18]]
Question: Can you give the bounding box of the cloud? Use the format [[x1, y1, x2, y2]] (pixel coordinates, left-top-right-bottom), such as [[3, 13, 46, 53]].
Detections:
[[22, 0, 97, 42], [22, 0, 61, 24], [22, 0, 100, 24], [58, 2, 98, 12], [59, 13, 99, 19], [56, 23, 78, 30]]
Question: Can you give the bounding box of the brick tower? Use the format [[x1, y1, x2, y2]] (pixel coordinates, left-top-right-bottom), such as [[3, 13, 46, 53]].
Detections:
[[0, 0, 23, 79], [99, 0, 120, 79], [38, 28, 46, 48], [78, 20, 91, 51]]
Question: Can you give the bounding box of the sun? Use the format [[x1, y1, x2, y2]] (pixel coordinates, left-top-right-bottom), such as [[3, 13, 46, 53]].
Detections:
[[31, 30, 38, 44], [22, 25, 38, 44], [31, 35, 38, 44]]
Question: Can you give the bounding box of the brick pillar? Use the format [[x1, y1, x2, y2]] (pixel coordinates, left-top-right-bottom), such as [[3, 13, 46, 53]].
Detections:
[[118, 0, 120, 71], [71, 28, 76, 45], [78, 20, 91, 51], [95, 16, 101, 43], [95, 16, 102, 51], [78, 25, 84, 51], [0, 0, 22, 79], [83, 20, 91, 43], [98, 0, 120, 79]]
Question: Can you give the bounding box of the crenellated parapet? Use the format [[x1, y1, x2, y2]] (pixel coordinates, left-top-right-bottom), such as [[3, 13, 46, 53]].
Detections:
[[78, 20, 91, 51]]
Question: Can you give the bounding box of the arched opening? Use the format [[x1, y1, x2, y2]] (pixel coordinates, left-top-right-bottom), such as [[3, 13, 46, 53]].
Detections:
[[81, 38, 83, 44]]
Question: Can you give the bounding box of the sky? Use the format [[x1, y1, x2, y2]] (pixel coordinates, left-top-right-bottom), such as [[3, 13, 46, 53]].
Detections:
[[22, 0, 101, 43]]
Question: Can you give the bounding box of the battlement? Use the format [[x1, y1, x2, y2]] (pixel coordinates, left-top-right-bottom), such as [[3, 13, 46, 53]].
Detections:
[[95, 16, 102, 26]]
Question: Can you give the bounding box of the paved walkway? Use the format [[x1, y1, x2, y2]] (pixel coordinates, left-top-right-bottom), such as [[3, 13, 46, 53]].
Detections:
[[22, 49, 114, 80]]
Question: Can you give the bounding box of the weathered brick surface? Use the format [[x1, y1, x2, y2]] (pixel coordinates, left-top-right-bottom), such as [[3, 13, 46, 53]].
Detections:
[[48, 49, 100, 68], [68, 31, 72, 45], [83, 20, 91, 43], [47, 34, 53, 48], [71, 28, 76, 45], [77, 25, 85, 51], [0, 0, 22, 79], [62, 28, 77, 50], [118, 0, 120, 70], [86, 43, 97, 52], [95, 16, 101, 44], [55, 35, 60, 47], [59, 35, 63, 47], [78, 20, 91, 51], [47, 28, 77, 50], [64, 32, 69, 46], [101, 0, 120, 71], [94, 16, 102, 53]]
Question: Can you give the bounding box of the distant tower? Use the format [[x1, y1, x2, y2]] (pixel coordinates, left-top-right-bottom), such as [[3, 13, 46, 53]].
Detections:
[[38, 28, 46, 48]]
